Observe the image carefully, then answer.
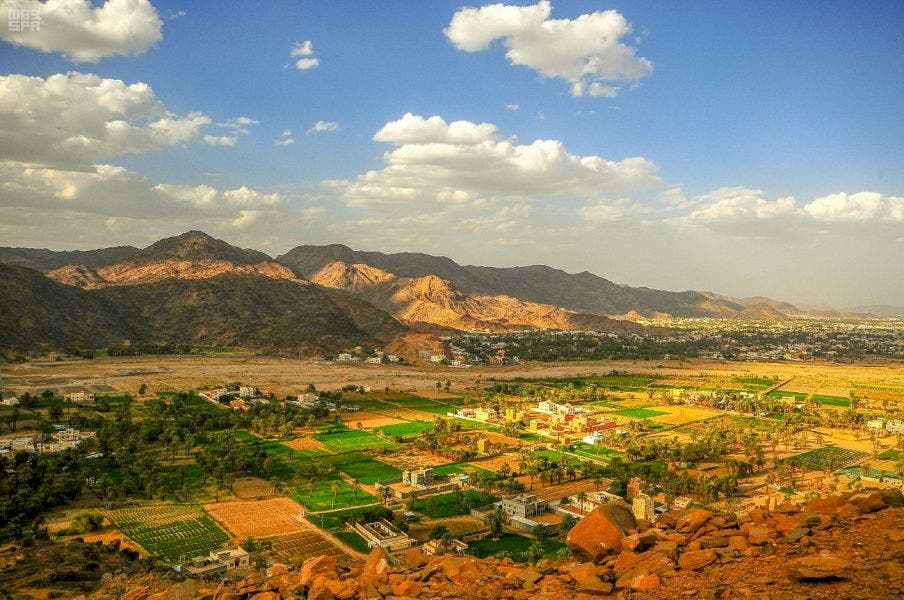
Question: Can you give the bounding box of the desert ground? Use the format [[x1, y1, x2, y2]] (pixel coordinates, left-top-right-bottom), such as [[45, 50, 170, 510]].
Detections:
[[6, 354, 903, 400]]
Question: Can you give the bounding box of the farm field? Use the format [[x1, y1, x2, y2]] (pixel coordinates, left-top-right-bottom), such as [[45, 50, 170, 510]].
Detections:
[[267, 531, 354, 564], [231, 477, 275, 499], [342, 411, 406, 429], [613, 407, 668, 419], [647, 404, 723, 425], [292, 476, 377, 511], [787, 446, 870, 470], [409, 490, 497, 518], [375, 420, 434, 437], [318, 452, 402, 483], [103, 504, 228, 562], [203, 497, 308, 539], [314, 429, 399, 453], [407, 515, 488, 542]]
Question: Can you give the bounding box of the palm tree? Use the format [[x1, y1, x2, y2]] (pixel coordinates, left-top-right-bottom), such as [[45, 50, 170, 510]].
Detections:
[[576, 490, 587, 514]]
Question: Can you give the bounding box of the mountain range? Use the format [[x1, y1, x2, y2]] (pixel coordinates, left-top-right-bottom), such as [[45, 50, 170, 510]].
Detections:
[[0, 230, 885, 356]]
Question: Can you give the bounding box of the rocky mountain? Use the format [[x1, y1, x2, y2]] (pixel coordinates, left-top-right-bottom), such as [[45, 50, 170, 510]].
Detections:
[[730, 302, 791, 321], [46, 231, 299, 289], [309, 261, 646, 333], [0, 244, 139, 271], [0, 234, 406, 355], [278, 244, 797, 319]]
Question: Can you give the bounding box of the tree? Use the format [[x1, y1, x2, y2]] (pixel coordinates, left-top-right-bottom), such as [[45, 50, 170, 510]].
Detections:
[[485, 506, 508, 539], [559, 514, 578, 539], [429, 525, 449, 540]]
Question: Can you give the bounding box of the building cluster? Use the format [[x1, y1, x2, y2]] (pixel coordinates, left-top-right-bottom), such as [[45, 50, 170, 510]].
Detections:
[[336, 349, 400, 364], [867, 418, 904, 435]]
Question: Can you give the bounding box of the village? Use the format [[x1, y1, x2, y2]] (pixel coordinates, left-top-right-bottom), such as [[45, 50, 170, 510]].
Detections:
[[2, 355, 903, 584]]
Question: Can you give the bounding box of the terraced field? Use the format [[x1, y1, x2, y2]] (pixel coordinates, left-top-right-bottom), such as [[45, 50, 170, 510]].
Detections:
[[103, 504, 228, 562]]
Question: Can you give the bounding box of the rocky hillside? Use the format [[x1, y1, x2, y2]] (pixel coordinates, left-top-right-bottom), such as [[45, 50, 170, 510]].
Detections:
[[310, 261, 646, 333], [0, 245, 139, 271], [29, 487, 898, 600], [0, 264, 404, 355], [277, 244, 801, 319]]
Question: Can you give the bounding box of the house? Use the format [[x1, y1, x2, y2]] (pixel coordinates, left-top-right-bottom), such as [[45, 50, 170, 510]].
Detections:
[[1, 397, 19, 407], [365, 357, 382, 364], [337, 353, 354, 362], [352, 519, 415, 554], [66, 391, 94, 404], [402, 468, 435, 486], [238, 386, 255, 398], [176, 546, 249, 578], [422, 537, 468, 555], [501, 494, 548, 519]]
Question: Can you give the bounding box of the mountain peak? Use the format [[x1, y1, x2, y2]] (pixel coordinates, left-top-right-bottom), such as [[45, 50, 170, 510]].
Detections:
[[131, 231, 271, 265]]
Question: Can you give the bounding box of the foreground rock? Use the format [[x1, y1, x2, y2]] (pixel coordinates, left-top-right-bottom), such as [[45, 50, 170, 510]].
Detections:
[[565, 501, 636, 561], [787, 553, 852, 581]]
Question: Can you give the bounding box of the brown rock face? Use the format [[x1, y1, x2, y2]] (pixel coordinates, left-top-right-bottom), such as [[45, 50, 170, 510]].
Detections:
[[787, 553, 852, 580], [299, 555, 338, 587], [678, 549, 717, 571], [675, 509, 713, 534], [566, 502, 637, 561], [847, 489, 904, 513]]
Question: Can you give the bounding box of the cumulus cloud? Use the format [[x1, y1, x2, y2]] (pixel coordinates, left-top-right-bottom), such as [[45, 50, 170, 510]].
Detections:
[[445, 1, 652, 98], [307, 120, 339, 134], [0, 162, 285, 224], [217, 116, 259, 135], [678, 187, 904, 234], [203, 134, 237, 147], [0, 0, 162, 62], [580, 199, 648, 223], [291, 40, 320, 70], [326, 113, 659, 207], [0, 72, 223, 168]]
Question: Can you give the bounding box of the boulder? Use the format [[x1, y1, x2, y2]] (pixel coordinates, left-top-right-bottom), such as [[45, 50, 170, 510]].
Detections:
[[299, 555, 338, 587], [847, 489, 904, 513], [621, 530, 658, 552], [675, 509, 713, 534], [567, 562, 610, 592], [566, 502, 636, 561], [746, 526, 772, 546], [787, 553, 852, 580], [678, 549, 716, 571]]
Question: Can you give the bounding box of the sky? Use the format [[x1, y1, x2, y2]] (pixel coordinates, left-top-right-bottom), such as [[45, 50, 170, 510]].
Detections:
[[0, 0, 902, 308]]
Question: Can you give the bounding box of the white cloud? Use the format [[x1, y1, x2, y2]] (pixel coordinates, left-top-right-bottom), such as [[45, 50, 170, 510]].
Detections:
[[677, 187, 904, 234], [203, 134, 237, 147], [326, 113, 659, 207], [0, 0, 162, 62], [0, 72, 216, 168], [291, 40, 320, 70], [505, 103, 520, 111], [307, 120, 340, 134], [445, 1, 652, 98], [580, 199, 647, 223], [276, 129, 295, 146], [217, 116, 260, 135], [803, 192, 904, 223]]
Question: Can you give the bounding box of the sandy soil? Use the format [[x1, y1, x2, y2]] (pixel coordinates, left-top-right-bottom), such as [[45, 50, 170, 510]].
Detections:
[[340, 411, 405, 429], [282, 437, 327, 452], [231, 477, 275, 500], [6, 355, 902, 400], [203, 497, 309, 540]]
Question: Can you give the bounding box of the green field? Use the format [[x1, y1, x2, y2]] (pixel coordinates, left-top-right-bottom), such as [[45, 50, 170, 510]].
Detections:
[[104, 505, 228, 562], [409, 490, 497, 518], [333, 530, 371, 553], [811, 394, 850, 407], [878, 449, 903, 461], [306, 505, 393, 531], [376, 421, 434, 437], [469, 534, 566, 561], [314, 429, 399, 452], [570, 442, 619, 461], [766, 390, 810, 401], [788, 446, 869, 470], [319, 452, 402, 483], [432, 462, 495, 477], [613, 407, 667, 419], [292, 476, 377, 511]]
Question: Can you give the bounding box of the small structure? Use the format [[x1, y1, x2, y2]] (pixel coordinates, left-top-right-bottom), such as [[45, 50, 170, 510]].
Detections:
[[632, 493, 655, 523], [352, 519, 415, 554], [501, 493, 548, 519], [422, 537, 468, 555], [66, 391, 95, 404], [176, 546, 249, 578], [402, 468, 435, 487], [238, 386, 255, 398]]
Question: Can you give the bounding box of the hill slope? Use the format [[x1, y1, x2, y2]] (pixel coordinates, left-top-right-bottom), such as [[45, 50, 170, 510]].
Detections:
[[0, 245, 139, 271], [310, 261, 644, 333]]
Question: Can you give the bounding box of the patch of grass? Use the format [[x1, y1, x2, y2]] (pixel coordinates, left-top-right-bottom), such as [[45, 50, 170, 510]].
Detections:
[[469, 534, 566, 561], [613, 407, 667, 419], [811, 394, 850, 407], [878, 449, 903, 461], [375, 421, 434, 437], [766, 390, 809, 401], [409, 490, 497, 518], [319, 452, 402, 483], [292, 476, 377, 511], [306, 505, 394, 531], [570, 442, 619, 461], [314, 429, 399, 453], [432, 462, 495, 477], [333, 530, 371, 553]]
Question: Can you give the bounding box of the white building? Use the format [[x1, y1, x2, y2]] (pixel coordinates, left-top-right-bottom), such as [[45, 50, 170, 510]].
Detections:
[[238, 386, 255, 398]]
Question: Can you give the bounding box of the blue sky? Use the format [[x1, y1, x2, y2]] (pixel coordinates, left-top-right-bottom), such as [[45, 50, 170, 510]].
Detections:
[[0, 1, 902, 307]]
